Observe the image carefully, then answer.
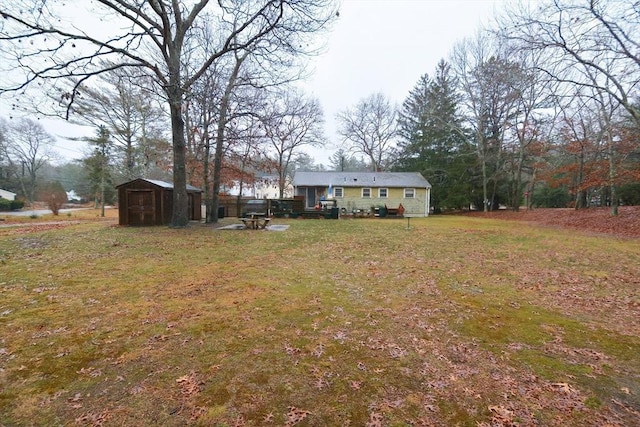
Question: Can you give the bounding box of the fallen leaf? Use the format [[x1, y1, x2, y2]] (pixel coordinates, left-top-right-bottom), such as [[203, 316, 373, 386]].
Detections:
[[285, 406, 312, 426]]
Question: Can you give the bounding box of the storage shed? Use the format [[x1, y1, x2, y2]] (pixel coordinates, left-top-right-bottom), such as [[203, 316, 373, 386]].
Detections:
[[116, 178, 202, 226]]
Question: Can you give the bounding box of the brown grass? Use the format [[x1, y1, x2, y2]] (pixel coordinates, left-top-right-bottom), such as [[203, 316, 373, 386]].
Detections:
[[0, 210, 638, 426]]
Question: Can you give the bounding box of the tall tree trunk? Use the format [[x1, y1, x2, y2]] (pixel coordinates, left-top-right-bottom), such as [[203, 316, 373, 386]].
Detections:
[[203, 137, 213, 223], [16, 170, 29, 207], [169, 86, 189, 228], [28, 168, 37, 207], [212, 88, 232, 223], [526, 176, 535, 210], [278, 151, 286, 199], [212, 53, 247, 223], [608, 132, 618, 216], [512, 147, 525, 212], [575, 147, 586, 209], [100, 169, 105, 218], [126, 134, 134, 178], [481, 159, 488, 212], [490, 178, 499, 212], [212, 102, 229, 223]]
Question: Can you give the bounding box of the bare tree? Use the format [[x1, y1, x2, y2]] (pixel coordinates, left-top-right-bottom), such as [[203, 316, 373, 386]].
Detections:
[[69, 69, 168, 180], [591, 79, 624, 215], [186, 7, 327, 223], [184, 65, 223, 221], [211, 50, 253, 220], [451, 34, 522, 211], [501, 0, 640, 127], [5, 119, 56, 205], [0, 0, 337, 226], [336, 93, 398, 172], [261, 88, 325, 198], [329, 148, 368, 172], [225, 113, 269, 215], [502, 47, 561, 211], [556, 92, 605, 209]]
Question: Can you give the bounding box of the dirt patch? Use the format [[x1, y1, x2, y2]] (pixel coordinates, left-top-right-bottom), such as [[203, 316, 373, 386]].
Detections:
[[457, 206, 640, 238]]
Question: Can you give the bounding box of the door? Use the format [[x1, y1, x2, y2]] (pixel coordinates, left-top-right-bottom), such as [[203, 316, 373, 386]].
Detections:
[[305, 187, 316, 209], [127, 190, 155, 225]]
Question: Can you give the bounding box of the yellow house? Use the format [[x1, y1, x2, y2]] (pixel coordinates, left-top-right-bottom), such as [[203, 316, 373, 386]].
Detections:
[[292, 171, 432, 217]]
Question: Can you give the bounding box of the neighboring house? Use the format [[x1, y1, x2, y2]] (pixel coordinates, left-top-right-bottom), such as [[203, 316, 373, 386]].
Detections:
[[221, 175, 293, 199], [293, 171, 432, 217], [0, 189, 17, 201], [253, 175, 293, 199]]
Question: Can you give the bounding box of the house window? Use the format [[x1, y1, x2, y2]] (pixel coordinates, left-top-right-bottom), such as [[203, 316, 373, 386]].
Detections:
[[404, 188, 415, 198], [362, 188, 372, 198], [334, 187, 343, 198], [378, 188, 388, 198]]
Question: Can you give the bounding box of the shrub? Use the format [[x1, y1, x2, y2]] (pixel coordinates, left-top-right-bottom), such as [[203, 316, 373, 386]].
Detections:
[[0, 199, 25, 211], [618, 183, 640, 206], [10, 199, 24, 210], [38, 181, 68, 215], [532, 185, 572, 208], [0, 198, 11, 211]]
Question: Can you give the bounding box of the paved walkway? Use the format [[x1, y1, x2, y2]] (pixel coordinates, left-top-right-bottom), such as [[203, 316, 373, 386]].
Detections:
[[1, 208, 94, 217]]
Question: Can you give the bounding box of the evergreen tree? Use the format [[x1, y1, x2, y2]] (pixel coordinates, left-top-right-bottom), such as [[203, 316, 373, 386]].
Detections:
[[84, 126, 114, 217], [395, 60, 473, 211]]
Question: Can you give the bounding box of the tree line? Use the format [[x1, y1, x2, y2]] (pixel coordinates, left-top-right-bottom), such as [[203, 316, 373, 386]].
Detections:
[[1, 1, 639, 220], [0, 0, 336, 225], [338, 1, 640, 214]]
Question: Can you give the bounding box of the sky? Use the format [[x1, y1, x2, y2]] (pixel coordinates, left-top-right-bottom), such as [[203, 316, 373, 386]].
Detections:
[[303, 0, 506, 164], [1, 0, 507, 166]]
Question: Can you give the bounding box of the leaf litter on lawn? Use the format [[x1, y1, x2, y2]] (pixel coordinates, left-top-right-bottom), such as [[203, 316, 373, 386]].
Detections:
[[0, 216, 638, 425]]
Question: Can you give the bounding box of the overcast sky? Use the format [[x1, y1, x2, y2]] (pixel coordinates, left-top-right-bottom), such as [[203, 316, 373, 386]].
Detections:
[[2, 0, 507, 166], [304, 0, 506, 164]]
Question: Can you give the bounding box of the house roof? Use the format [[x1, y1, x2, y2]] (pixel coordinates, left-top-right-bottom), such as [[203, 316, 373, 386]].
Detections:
[[116, 178, 202, 192], [293, 171, 431, 188], [0, 189, 17, 199]]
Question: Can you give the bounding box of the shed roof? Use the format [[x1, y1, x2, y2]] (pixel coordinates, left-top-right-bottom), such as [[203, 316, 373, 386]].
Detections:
[[293, 171, 431, 188], [116, 178, 202, 192]]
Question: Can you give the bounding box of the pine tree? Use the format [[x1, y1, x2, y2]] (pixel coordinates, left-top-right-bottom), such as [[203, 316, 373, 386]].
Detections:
[[84, 126, 114, 217], [395, 60, 474, 211]]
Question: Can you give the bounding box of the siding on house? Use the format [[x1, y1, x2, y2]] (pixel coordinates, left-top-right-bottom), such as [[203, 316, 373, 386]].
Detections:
[[0, 189, 17, 201], [293, 171, 432, 216], [337, 186, 427, 215]]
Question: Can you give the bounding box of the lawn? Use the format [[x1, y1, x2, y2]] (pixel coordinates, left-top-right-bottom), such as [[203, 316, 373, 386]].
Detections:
[[1, 211, 639, 426]]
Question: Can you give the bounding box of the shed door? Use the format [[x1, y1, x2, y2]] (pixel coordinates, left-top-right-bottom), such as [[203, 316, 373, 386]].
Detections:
[[127, 190, 155, 226]]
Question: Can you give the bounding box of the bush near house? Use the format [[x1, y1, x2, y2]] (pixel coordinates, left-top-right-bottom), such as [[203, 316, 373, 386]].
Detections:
[[0, 199, 24, 211]]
